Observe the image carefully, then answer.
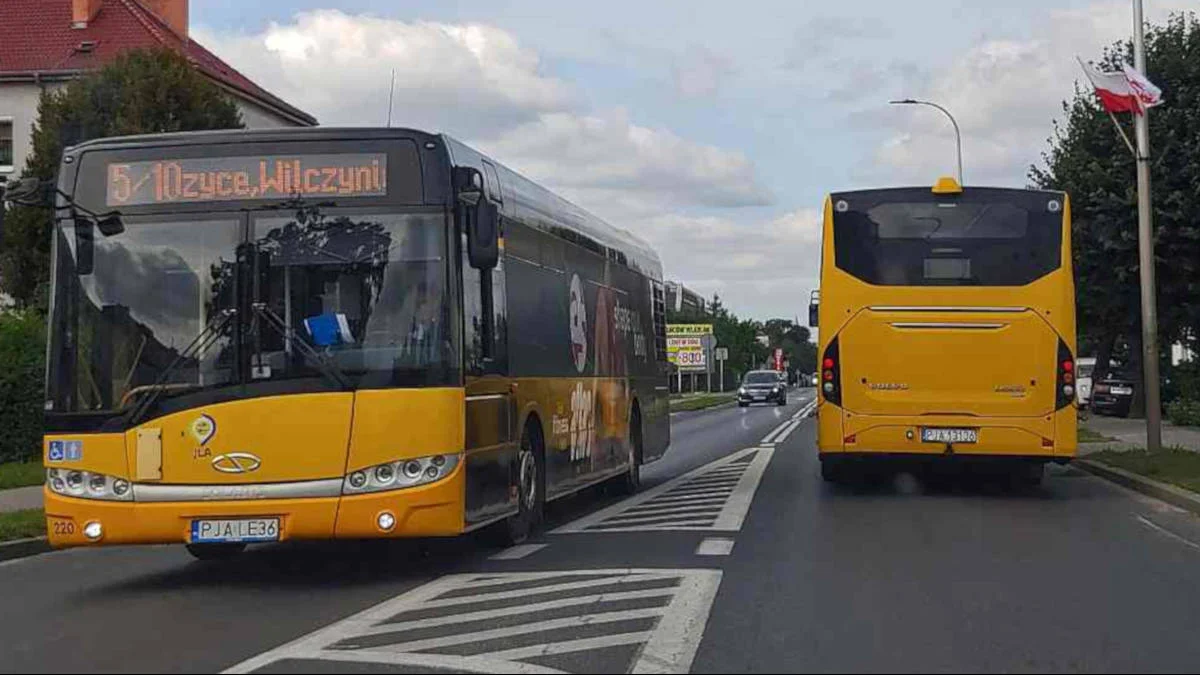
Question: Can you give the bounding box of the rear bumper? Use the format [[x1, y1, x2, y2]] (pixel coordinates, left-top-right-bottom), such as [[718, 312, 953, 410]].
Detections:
[[816, 406, 1077, 459], [819, 452, 1071, 466], [738, 391, 785, 403], [43, 464, 466, 549]]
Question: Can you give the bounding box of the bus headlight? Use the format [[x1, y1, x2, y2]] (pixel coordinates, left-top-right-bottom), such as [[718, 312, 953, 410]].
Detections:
[[46, 468, 133, 501], [343, 454, 462, 494]]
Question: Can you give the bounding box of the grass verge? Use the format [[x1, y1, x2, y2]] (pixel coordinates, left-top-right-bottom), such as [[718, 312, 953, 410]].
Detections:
[[0, 509, 46, 542], [670, 393, 735, 412], [0, 461, 44, 490], [1078, 426, 1117, 443], [1088, 447, 1200, 494]]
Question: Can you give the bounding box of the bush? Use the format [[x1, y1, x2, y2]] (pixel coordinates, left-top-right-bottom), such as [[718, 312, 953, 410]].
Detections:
[[0, 311, 46, 463], [1166, 397, 1200, 428]]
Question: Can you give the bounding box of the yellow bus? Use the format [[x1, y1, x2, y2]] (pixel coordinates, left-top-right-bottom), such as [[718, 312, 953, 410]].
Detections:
[[809, 177, 1076, 484], [39, 128, 671, 558]]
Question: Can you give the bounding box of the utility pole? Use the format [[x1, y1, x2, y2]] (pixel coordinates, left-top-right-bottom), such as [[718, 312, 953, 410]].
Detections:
[[1132, 0, 1162, 451]]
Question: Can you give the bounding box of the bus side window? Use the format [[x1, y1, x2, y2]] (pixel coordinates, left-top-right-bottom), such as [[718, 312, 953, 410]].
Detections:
[[462, 231, 508, 376]]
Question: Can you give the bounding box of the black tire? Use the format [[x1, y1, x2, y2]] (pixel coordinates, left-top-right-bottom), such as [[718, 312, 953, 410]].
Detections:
[[503, 420, 545, 545], [613, 408, 643, 495], [777, 396, 787, 406], [738, 401, 748, 408], [185, 543, 246, 561]]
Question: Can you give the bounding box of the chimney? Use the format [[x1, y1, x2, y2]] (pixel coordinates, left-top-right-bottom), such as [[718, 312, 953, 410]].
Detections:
[[71, 0, 102, 28], [144, 0, 188, 39]]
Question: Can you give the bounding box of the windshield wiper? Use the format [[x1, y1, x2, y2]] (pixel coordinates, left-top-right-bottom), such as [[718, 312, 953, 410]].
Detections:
[[124, 308, 238, 425], [250, 302, 352, 390]]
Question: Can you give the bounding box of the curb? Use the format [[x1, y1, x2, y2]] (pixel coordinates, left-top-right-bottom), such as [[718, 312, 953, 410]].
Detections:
[[1075, 459, 1200, 516], [0, 536, 51, 563], [669, 399, 738, 416]]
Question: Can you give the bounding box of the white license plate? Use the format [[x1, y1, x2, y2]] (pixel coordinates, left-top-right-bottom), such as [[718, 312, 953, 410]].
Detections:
[[190, 518, 279, 544], [921, 427, 978, 444], [1111, 386, 1133, 395]]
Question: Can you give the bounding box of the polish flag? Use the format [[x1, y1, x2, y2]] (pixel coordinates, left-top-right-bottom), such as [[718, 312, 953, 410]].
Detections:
[[1080, 60, 1163, 114]]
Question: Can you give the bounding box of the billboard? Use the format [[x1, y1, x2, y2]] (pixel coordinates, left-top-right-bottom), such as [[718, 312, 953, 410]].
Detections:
[[667, 324, 713, 372]]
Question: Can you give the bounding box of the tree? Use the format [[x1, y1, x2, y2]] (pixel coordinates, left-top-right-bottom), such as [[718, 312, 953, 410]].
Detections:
[[1030, 12, 1200, 412], [0, 48, 244, 309]]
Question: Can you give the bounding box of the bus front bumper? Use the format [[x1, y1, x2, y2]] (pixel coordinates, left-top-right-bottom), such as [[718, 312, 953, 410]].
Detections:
[[43, 467, 466, 549]]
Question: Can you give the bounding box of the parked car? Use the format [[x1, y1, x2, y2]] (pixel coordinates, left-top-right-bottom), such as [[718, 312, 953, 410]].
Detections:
[[1075, 357, 1096, 406], [1091, 371, 1136, 417], [738, 370, 788, 406]]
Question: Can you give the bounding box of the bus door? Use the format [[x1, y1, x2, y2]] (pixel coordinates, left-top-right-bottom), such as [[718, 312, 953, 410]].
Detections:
[[461, 197, 516, 527]]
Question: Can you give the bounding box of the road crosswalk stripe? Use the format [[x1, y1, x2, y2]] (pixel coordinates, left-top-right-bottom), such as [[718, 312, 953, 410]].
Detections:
[[553, 446, 774, 533], [222, 569, 722, 674], [355, 607, 665, 653], [355, 588, 679, 637]]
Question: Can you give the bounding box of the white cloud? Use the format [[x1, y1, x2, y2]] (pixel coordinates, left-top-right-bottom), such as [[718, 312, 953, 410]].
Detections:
[[195, 10, 571, 137], [860, 1, 1193, 186], [629, 209, 823, 319], [481, 109, 772, 209]]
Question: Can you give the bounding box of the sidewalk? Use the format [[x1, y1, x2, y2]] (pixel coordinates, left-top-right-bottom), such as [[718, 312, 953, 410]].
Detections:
[[1079, 414, 1200, 455], [0, 486, 43, 514]]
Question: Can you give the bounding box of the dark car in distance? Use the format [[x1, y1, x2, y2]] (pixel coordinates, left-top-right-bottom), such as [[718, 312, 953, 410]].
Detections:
[[1091, 372, 1136, 417], [738, 370, 788, 407]]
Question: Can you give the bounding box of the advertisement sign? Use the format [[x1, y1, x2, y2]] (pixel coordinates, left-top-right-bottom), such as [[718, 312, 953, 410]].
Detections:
[[773, 348, 784, 371], [667, 324, 713, 372], [667, 324, 714, 337]]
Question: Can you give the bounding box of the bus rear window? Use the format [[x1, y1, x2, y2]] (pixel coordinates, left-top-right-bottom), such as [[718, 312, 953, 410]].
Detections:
[[832, 189, 1063, 287]]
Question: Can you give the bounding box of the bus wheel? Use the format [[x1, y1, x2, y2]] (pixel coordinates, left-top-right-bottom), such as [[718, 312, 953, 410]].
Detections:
[[185, 543, 246, 561], [613, 408, 643, 495], [504, 422, 545, 545]]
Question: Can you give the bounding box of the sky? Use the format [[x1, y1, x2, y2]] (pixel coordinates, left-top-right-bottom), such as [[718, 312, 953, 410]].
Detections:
[[193, 0, 1191, 321]]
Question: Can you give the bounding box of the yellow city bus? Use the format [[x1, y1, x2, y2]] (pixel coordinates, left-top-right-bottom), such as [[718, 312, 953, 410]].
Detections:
[[40, 128, 670, 558], [809, 177, 1076, 484]]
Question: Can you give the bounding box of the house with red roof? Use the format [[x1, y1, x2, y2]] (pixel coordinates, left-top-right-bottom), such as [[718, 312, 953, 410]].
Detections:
[[0, 0, 316, 181]]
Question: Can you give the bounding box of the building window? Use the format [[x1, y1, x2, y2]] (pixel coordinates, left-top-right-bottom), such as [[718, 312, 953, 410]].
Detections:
[[0, 119, 13, 172]]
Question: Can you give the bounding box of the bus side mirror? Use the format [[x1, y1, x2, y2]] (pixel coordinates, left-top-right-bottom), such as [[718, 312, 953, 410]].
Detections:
[[808, 302, 818, 328], [467, 199, 499, 270]]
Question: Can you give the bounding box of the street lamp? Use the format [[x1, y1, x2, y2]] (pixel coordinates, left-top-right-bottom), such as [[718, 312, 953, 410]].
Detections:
[[889, 99, 963, 185]]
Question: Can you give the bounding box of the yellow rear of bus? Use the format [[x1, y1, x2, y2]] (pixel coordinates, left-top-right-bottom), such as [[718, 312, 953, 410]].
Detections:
[[811, 178, 1077, 482]]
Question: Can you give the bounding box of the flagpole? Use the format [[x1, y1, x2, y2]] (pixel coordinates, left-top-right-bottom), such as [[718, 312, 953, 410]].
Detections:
[[1132, 0, 1163, 452]]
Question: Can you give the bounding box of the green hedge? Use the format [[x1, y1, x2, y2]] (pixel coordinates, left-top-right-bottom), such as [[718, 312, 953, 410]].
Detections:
[[0, 311, 45, 463], [1167, 398, 1200, 428]]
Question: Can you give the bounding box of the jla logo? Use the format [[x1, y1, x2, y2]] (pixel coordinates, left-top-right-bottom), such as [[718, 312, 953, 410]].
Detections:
[[569, 381, 595, 463]]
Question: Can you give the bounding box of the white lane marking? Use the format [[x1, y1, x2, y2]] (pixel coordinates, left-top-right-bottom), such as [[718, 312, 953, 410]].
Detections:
[[366, 607, 665, 653], [636, 568, 723, 674], [760, 420, 793, 444], [770, 421, 802, 445], [352, 588, 679, 638], [1136, 515, 1200, 553], [483, 632, 653, 661], [276, 649, 568, 674], [222, 569, 721, 675], [553, 447, 769, 534], [711, 447, 775, 531], [421, 573, 680, 609], [695, 537, 735, 556], [488, 544, 547, 561], [792, 399, 818, 420], [552, 447, 758, 533]]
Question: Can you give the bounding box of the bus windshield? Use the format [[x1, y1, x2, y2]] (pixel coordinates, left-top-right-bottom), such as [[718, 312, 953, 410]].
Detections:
[[46, 206, 454, 425], [832, 188, 1063, 287]]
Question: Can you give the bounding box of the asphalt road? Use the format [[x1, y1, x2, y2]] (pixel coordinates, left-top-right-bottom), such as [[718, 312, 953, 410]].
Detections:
[[4, 388, 1200, 673]]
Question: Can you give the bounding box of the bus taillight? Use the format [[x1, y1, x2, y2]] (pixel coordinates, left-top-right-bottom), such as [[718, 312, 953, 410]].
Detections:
[[821, 338, 842, 406], [1056, 341, 1075, 408]]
